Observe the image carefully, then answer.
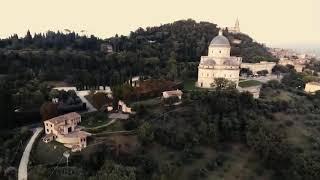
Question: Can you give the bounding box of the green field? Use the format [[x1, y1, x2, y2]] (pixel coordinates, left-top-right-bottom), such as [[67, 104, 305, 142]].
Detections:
[[80, 112, 110, 128], [238, 80, 262, 88], [31, 140, 68, 165]]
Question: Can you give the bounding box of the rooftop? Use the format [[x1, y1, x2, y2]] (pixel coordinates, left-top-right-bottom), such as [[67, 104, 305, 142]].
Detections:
[[210, 30, 230, 47], [45, 112, 80, 125], [307, 82, 320, 86], [163, 89, 183, 96]]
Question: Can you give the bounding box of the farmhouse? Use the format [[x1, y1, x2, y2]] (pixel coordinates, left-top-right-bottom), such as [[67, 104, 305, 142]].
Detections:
[[162, 89, 183, 100], [43, 112, 91, 152]]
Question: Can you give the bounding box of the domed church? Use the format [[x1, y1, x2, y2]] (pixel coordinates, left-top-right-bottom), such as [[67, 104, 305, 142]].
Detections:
[[197, 29, 242, 88]]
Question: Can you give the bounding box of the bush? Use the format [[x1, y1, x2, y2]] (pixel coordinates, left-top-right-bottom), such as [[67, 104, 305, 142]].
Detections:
[[285, 120, 294, 127]]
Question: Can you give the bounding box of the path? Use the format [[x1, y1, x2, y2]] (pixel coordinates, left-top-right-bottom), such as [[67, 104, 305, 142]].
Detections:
[[85, 119, 118, 131], [18, 127, 43, 180]]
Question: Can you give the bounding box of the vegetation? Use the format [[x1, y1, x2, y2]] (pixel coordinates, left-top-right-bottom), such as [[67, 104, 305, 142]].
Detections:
[[0, 128, 32, 180], [238, 80, 262, 88], [0, 19, 274, 129], [1, 19, 318, 180]]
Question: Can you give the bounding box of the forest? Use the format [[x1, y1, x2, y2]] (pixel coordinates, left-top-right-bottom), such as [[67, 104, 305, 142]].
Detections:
[[0, 19, 276, 129], [1, 19, 320, 180]]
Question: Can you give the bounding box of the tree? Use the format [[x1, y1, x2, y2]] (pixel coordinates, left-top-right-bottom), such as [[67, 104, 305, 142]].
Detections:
[[93, 160, 136, 180], [40, 102, 58, 121], [240, 68, 253, 77], [257, 70, 268, 76], [282, 72, 305, 89], [211, 78, 236, 90], [166, 52, 178, 80], [137, 122, 154, 145]]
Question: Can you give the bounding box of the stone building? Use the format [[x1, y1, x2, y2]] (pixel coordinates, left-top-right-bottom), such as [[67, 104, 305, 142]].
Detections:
[[162, 89, 183, 100], [305, 82, 320, 93], [43, 112, 91, 152], [278, 58, 307, 72], [197, 30, 242, 88], [241, 61, 276, 75]]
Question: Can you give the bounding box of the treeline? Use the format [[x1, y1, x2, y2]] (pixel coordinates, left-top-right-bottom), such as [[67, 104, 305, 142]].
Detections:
[[108, 19, 276, 62], [0, 30, 102, 51]]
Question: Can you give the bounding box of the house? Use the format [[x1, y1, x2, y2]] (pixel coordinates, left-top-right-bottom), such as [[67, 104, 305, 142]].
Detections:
[[162, 89, 183, 100], [43, 112, 91, 152], [118, 100, 134, 114], [305, 82, 320, 93]]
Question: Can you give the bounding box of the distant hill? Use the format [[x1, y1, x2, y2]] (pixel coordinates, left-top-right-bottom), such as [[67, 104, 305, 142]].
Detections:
[[0, 19, 276, 63], [107, 19, 277, 63]]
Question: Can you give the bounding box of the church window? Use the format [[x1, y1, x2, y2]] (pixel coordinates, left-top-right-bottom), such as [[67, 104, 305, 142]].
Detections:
[[219, 50, 221, 53], [207, 73, 209, 77]]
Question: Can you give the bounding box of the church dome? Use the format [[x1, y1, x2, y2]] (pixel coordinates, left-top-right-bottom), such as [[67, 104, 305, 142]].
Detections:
[[210, 30, 230, 47]]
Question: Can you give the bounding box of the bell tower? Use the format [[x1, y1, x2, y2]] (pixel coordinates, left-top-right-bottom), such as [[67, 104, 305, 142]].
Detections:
[[235, 18, 240, 33]]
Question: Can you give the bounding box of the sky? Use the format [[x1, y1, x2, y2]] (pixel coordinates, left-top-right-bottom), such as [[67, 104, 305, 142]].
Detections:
[[0, 0, 319, 47]]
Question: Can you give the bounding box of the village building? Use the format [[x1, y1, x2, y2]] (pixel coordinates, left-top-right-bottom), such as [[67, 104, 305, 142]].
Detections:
[[43, 112, 91, 152], [305, 82, 320, 93], [227, 18, 240, 34], [197, 29, 242, 88], [278, 58, 307, 72], [162, 89, 183, 99], [118, 100, 134, 114], [128, 76, 142, 87], [241, 61, 276, 75], [100, 43, 113, 53]]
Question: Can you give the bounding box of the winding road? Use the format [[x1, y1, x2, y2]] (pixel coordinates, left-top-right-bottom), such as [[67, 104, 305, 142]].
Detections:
[[18, 127, 43, 180]]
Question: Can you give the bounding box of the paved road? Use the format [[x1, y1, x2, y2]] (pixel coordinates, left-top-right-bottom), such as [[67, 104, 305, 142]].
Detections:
[[18, 127, 43, 180], [241, 74, 283, 83], [76, 90, 97, 113]]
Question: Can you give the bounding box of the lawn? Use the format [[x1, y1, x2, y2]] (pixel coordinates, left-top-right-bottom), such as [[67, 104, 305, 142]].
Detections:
[[238, 80, 262, 88], [31, 140, 68, 165], [86, 119, 125, 134], [80, 112, 110, 128]]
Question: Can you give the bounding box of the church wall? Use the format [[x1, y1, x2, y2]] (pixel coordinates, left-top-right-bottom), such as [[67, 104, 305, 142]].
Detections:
[[197, 67, 240, 88], [208, 47, 230, 58], [241, 62, 276, 74]]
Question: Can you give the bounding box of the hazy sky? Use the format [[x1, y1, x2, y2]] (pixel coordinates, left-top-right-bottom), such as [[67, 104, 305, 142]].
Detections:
[[0, 0, 319, 47]]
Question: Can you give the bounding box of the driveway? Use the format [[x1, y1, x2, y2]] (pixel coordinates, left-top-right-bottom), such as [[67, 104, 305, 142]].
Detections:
[[18, 127, 43, 180], [76, 90, 97, 113]]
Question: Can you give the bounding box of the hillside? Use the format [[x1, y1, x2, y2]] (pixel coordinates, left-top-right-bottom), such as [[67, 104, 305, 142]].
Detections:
[[0, 19, 275, 63], [0, 19, 275, 130], [107, 19, 276, 62]]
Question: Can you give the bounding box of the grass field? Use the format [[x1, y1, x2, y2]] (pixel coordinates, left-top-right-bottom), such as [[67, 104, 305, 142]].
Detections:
[[31, 140, 68, 165], [238, 80, 262, 88], [80, 112, 110, 128]]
